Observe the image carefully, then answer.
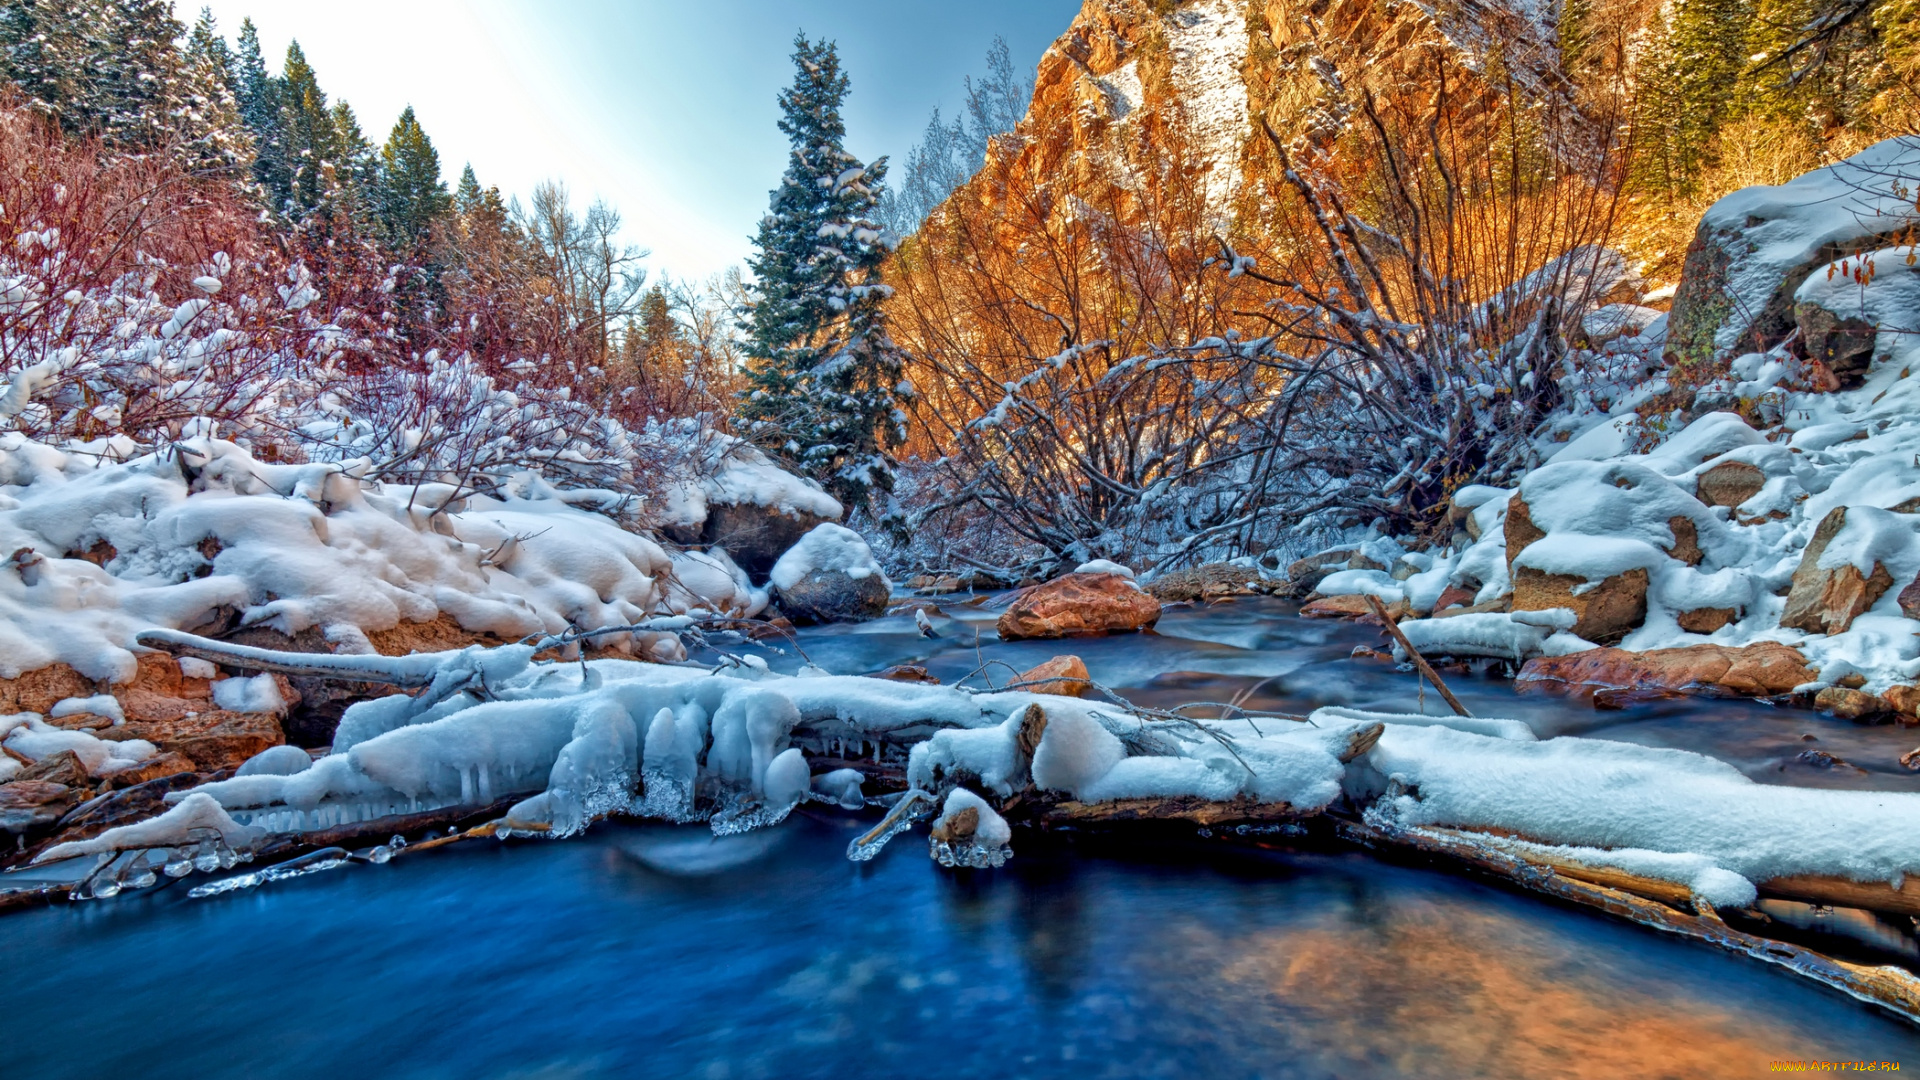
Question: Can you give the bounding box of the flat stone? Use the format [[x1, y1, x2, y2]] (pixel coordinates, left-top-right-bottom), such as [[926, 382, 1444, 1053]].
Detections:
[[1676, 607, 1737, 633], [996, 573, 1160, 640], [98, 710, 284, 772], [1519, 641, 1816, 698], [1695, 461, 1766, 509]]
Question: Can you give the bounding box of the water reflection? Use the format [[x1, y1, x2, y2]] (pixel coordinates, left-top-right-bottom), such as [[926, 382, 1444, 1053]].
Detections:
[[0, 816, 1915, 1078]]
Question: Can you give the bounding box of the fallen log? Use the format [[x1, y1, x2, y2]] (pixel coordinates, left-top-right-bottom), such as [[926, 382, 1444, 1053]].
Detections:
[[135, 629, 444, 687], [1338, 818, 1920, 1024], [1039, 794, 1309, 827], [1760, 873, 1920, 919]]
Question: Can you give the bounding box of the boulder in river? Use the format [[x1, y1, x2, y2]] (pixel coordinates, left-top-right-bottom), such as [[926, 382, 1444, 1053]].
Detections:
[[769, 524, 891, 625], [997, 573, 1161, 640], [1014, 655, 1091, 696]]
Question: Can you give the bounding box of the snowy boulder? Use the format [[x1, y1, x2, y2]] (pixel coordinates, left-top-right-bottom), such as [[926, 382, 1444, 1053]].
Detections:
[[654, 434, 844, 579], [1142, 562, 1267, 601], [996, 573, 1161, 640], [1794, 244, 1920, 389], [769, 524, 890, 625], [1779, 506, 1902, 636], [1666, 137, 1920, 367], [1284, 547, 1384, 596]]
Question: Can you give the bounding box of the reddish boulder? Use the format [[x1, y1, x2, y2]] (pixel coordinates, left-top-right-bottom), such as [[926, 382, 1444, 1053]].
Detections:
[[1814, 686, 1887, 720], [1015, 655, 1092, 696], [1432, 585, 1477, 613], [996, 573, 1160, 640], [1519, 641, 1817, 698], [1780, 507, 1894, 635]]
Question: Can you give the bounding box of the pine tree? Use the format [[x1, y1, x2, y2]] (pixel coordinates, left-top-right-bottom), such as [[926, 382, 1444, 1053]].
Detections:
[[176, 8, 252, 175], [1631, 0, 1756, 196], [279, 42, 340, 220], [740, 34, 913, 517], [234, 18, 291, 210], [377, 105, 450, 250], [0, 0, 185, 148]]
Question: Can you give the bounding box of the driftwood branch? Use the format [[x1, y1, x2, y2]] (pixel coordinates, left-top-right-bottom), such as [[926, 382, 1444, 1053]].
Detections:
[[1364, 595, 1472, 717]]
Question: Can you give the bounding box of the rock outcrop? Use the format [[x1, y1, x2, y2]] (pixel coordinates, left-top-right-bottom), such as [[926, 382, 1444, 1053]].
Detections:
[[997, 573, 1161, 640]]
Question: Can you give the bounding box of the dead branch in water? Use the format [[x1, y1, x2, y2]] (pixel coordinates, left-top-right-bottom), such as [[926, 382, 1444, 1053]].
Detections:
[[1364, 594, 1472, 717]]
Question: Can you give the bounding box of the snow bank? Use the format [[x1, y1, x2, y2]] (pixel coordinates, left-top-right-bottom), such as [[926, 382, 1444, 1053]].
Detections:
[[35, 792, 262, 863], [0, 434, 771, 683]]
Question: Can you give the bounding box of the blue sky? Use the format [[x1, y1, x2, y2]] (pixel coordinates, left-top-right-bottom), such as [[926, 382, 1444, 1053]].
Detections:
[[196, 0, 1081, 283]]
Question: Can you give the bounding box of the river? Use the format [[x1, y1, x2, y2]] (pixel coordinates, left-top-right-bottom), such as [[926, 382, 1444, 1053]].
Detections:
[[2, 597, 1917, 1076]]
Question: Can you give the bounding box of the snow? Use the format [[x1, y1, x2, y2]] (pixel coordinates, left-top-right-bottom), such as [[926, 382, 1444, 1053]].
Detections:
[[212, 673, 286, 714], [1698, 136, 1920, 353], [0, 434, 772, 684], [35, 792, 262, 864], [769, 523, 887, 592], [1074, 559, 1134, 579], [49, 694, 123, 724], [1, 712, 155, 774], [937, 786, 1011, 849], [653, 427, 843, 531], [1164, 0, 1249, 224], [1365, 724, 1920, 893], [235, 744, 313, 777]]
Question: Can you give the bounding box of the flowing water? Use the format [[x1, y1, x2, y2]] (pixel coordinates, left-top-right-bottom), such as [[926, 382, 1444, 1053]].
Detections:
[[4, 597, 1920, 1077]]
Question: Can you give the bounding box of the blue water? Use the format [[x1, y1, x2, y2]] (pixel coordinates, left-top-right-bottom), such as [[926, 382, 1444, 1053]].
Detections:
[[2, 814, 1917, 1078]]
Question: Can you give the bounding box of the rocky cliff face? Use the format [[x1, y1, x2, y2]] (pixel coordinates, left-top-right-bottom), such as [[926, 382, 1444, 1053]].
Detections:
[[968, 0, 1625, 231]]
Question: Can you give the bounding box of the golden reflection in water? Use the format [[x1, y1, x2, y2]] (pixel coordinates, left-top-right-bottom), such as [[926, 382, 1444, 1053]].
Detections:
[[1202, 901, 1800, 1079]]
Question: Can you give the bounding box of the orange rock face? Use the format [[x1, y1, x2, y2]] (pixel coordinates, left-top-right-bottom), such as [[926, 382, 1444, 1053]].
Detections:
[[1779, 507, 1894, 635], [1518, 642, 1817, 698], [1015, 655, 1093, 696], [98, 711, 284, 772], [996, 573, 1160, 640], [1511, 567, 1649, 644]]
